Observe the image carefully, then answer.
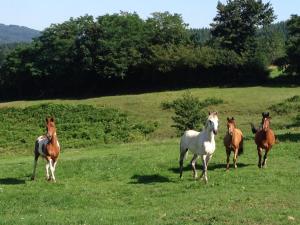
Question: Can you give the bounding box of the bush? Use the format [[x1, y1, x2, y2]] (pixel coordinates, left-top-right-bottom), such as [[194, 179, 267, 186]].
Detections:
[[269, 95, 300, 114], [0, 103, 157, 151], [162, 92, 223, 135]]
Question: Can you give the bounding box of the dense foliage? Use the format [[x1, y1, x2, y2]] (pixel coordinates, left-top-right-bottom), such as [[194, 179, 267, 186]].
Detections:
[[162, 92, 224, 135], [211, 0, 276, 54], [0, 103, 157, 151], [285, 15, 300, 75], [0, 1, 296, 99]]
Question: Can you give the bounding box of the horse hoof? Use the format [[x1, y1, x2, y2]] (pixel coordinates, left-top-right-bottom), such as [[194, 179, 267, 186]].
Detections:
[[30, 177, 35, 181]]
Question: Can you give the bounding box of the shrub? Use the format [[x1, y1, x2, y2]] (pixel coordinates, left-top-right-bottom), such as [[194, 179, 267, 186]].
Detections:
[[162, 92, 223, 135], [269, 95, 300, 114], [0, 103, 157, 151]]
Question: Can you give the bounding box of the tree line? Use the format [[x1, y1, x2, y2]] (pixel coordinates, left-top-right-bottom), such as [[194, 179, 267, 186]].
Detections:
[[0, 0, 299, 99]]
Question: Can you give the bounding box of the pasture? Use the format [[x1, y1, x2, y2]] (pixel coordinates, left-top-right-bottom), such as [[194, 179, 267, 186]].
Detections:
[[0, 87, 300, 224]]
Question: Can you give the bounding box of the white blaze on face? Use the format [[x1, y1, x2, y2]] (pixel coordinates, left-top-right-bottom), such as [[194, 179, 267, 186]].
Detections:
[[208, 114, 219, 134]]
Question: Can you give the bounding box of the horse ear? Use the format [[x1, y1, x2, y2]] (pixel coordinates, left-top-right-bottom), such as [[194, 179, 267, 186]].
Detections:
[[227, 117, 230, 121], [50, 117, 55, 122], [266, 112, 270, 117], [45, 117, 49, 123], [209, 111, 211, 115], [231, 117, 234, 120]]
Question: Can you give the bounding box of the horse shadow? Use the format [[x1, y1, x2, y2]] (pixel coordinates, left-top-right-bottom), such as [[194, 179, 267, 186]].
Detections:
[[0, 177, 26, 185], [208, 162, 251, 170], [169, 164, 192, 174], [169, 162, 251, 174], [276, 133, 300, 142], [130, 174, 173, 184]]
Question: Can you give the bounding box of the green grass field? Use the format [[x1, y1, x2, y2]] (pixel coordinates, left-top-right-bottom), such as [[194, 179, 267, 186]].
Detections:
[[0, 87, 300, 224]]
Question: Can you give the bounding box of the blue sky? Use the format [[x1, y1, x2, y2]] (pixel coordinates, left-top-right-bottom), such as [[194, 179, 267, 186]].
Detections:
[[1, 0, 299, 31]]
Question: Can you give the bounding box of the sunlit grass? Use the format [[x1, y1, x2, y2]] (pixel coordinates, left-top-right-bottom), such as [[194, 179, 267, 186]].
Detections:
[[0, 86, 300, 224]]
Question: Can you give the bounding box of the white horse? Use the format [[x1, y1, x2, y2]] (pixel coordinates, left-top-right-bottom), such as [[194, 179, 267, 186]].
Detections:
[[179, 112, 219, 183]]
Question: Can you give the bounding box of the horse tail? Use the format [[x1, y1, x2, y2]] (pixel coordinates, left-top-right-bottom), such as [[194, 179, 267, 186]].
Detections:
[[179, 137, 189, 178], [179, 139, 188, 160], [250, 123, 258, 134], [238, 136, 244, 156]]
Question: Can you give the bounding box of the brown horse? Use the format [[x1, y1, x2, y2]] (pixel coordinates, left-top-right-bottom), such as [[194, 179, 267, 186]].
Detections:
[[31, 117, 60, 182], [223, 117, 244, 170], [251, 113, 275, 168]]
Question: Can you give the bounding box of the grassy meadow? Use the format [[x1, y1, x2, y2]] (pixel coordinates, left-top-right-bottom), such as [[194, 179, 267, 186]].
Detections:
[[0, 86, 300, 224]]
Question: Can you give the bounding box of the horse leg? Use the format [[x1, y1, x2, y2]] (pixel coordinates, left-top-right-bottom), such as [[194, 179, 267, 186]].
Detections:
[[262, 149, 269, 168], [257, 147, 263, 168], [233, 148, 238, 169], [53, 159, 58, 173], [45, 159, 50, 180], [31, 153, 39, 180], [191, 154, 199, 179], [49, 158, 56, 182], [201, 155, 209, 184], [179, 149, 188, 178], [226, 149, 231, 170], [31, 141, 40, 180]]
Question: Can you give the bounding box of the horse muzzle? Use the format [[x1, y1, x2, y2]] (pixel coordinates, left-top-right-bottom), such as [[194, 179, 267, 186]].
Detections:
[[213, 130, 218, 135]]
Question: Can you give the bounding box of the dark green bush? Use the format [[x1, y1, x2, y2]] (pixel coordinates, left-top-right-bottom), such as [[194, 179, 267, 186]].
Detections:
[[162, 92, 223, 135], [0, 103, 157, 151], [269, 95, 300, 114]]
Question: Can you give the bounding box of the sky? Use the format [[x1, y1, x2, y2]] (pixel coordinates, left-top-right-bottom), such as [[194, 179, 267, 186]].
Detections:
[[0, 0, 299, 31]]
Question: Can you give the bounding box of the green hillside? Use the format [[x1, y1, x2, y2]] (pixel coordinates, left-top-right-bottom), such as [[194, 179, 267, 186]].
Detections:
[[0, 87, 299, 224]]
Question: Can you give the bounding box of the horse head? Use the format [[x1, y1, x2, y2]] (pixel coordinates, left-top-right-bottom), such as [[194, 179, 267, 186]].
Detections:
[[261, 112, 270, 125], [207, 111, 219, 135], [45, 117, 56, 141], [262, 116, 271, 132], [226, 117, 236, 135]]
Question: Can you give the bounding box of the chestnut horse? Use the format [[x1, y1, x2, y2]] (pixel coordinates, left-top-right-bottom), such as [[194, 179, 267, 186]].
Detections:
[[251, 113, 275, 168], [31, 117, 60, 182], [223, 117, 244, 170]]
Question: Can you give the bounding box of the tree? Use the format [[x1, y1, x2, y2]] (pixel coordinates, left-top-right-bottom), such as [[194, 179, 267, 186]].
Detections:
[[211, 0, 276, 54], [146, 12, 190, 46], [96, 12, 147, 78], [286, 14, 300, 75]]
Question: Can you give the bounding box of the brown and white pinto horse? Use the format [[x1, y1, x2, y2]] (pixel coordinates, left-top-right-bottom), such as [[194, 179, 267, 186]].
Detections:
[[223, 117, 244, 170], [251, 113, 275, 168], [31, 117, 60, 182]]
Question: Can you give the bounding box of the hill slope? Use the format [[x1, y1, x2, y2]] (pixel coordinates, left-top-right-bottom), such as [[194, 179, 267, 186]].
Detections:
[[0, 23, 40, 43]]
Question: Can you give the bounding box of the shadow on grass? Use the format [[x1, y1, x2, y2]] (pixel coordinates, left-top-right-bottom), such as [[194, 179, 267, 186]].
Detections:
[[208, 163, 252, 170], [0, 177, 26, 185], [169, 162, 251, 174], [276, 133, 300, 142], [130, 174, 172, 184]]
